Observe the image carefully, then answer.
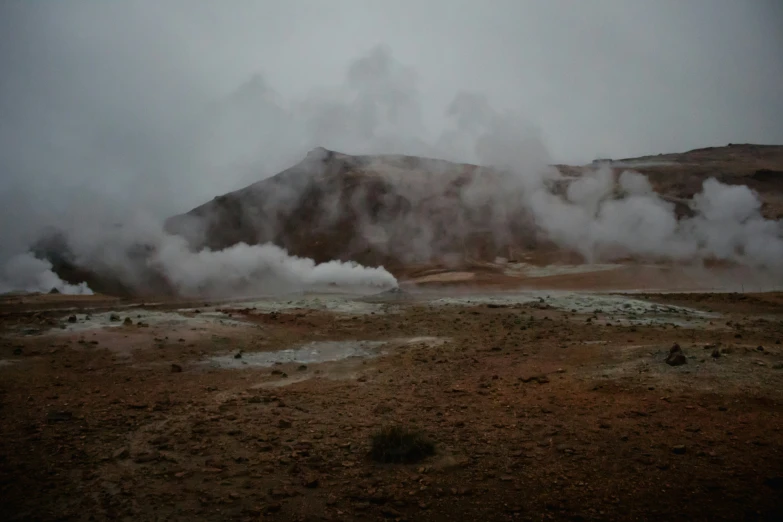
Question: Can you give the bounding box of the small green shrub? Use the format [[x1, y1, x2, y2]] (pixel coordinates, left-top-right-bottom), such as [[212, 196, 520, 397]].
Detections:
[[370, 425, 435, 464]]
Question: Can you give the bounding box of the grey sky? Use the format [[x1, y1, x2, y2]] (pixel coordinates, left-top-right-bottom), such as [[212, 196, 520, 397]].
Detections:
[[0, 0, 782, 255]]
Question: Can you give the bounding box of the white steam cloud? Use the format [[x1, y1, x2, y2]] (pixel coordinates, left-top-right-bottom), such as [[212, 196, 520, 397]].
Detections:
[[154, 237, 397, 297], [0, 42, 781, 296]]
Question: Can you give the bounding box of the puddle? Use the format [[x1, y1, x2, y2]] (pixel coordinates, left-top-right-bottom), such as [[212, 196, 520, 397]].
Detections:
[[53, 309, 248, 333], [207, 340, 387, 369], [205, 336, 446, 369]]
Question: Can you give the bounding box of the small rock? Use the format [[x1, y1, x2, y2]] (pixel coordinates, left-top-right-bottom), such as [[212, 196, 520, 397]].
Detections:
[[234, 351, 243, 359], [113, 447, 129, 460], [278, 419, 292, 429], [665, 344, 687, 366], [109, 313, 121, 322], [134, 451, 159, 463], [672, 445, 687, 455], [123, 317, 132, 326], [298, 364, 308, 371], [264, 502, 282, 514], [67, 315, 77, 323], [756, 345, 765, 352], [373, 403, 394, 415], [303, 476, 319, 488], [12, 347, 22, 356], [171, 363, 183, 373], [711, 348, 721, 359]]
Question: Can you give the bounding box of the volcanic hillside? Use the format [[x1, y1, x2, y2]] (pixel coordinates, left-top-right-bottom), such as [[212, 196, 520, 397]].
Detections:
[[165, 144, 783, 271], [165, 147, 544, 272]]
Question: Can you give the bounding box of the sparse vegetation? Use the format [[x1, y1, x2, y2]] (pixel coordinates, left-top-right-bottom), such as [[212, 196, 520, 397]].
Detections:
[[370, 425, 435, 463]]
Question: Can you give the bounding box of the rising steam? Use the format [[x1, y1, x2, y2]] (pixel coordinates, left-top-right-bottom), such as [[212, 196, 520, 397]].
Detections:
[[1, 44, 781, 296]]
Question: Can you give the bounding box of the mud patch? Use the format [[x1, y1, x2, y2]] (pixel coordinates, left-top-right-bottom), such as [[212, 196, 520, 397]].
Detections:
[[206, 336, 447, 370], [207, 340, 386, 369]]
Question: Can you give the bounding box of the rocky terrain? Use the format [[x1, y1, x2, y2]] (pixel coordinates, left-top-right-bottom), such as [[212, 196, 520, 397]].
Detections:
[[1, 284, 782, 521]]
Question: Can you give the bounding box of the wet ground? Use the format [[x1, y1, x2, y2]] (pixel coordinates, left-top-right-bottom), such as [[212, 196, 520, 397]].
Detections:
[[1, 285, 783, 521]]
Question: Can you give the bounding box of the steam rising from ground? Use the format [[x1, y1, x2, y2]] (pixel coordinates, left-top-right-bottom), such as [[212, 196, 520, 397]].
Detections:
[[155, 238, 397, 297], [0, 254, 93, 295], [1, 44, 782, 296]]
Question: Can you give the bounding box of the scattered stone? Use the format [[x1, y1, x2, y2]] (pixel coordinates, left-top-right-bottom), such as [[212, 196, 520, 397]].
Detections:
[[672, 445, 687, 455], [67, 315, 77, 323], [711, 348, 721, 359], [109, 313, 121, 322], [171, 363, 183, 373], [665, 344, 687, 366], [46, 410, 73, 423], [278, 419, 292, 429], [12, 347, 22, 356], [123, 317, 132, 326], [234, 351, 243, 359], [756, 346, 765, 352], [298, 364, 308, 371], [303, 476, 319, 488], [48, 287, 60, 294]]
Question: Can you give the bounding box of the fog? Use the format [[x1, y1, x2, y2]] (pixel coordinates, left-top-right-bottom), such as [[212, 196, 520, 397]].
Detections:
[[1, 1, 782, 294]]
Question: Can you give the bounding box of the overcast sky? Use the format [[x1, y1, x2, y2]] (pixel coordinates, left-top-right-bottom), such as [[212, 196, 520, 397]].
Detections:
[[0, 0, 782, 253]]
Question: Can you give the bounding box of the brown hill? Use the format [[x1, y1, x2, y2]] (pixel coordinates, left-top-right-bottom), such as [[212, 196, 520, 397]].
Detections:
[[165, 144, 783, 272]]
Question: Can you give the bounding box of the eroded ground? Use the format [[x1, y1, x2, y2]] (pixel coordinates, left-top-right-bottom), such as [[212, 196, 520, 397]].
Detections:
[[1, 287, 783, 521]]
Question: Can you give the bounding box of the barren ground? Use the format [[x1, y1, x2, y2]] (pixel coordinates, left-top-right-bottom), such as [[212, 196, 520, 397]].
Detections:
[[1, 268, 783, 521]]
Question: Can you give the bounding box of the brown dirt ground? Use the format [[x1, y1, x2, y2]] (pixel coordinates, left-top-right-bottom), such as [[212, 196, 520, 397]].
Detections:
[[1, 284, 783, 521]]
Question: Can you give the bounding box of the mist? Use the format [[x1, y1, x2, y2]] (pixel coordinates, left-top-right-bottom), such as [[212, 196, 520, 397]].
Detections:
[[1, 2, 782, 295]]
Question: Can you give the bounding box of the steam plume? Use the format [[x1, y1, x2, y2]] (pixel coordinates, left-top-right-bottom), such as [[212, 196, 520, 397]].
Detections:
[[1, 43, 781, 296]]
